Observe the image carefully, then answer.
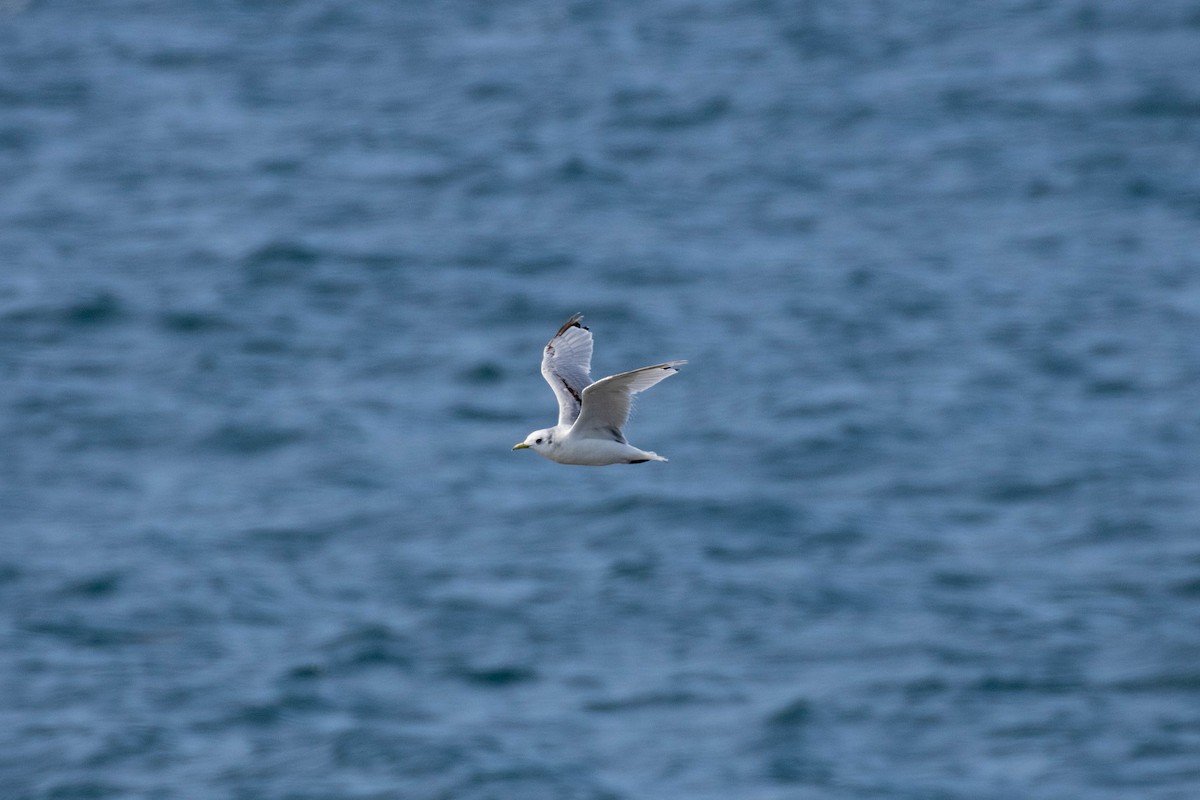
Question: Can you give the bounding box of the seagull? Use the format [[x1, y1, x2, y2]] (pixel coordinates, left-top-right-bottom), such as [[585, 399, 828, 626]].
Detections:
[[512, 313, 686, 465]]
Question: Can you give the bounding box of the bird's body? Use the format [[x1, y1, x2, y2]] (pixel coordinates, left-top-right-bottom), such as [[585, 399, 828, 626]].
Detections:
[[518, 426, 666, 466], [513, 314, 685, 466]]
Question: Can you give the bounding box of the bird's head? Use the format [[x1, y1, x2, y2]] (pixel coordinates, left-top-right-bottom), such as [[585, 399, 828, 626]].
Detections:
[[512, 428, 554, 454]]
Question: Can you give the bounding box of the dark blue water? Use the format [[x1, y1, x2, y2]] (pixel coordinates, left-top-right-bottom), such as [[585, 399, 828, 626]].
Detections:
[[3, 1, 1199, 798]]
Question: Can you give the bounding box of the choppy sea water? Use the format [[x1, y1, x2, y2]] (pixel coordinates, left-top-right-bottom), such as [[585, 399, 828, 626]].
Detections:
[[2, 1, 1199, 798]]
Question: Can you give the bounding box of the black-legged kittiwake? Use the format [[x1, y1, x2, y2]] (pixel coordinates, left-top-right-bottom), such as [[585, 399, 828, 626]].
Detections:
[[512, 313, 686, 466]]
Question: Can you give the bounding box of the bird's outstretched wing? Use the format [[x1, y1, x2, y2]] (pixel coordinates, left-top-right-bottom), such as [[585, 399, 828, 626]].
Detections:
[[541, 313, 594, 427], [571, 361, 686, 441]]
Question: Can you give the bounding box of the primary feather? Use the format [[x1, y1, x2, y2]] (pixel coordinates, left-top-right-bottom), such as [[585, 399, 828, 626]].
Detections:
[[540, 313, 594, 427]]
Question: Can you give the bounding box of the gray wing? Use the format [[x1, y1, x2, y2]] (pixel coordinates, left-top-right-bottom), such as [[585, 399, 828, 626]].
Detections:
[[540, 313, 594, 427], [571, 361, 686, 441]]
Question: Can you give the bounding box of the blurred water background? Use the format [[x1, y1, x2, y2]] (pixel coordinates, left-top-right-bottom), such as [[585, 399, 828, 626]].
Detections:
[[2, 1, 1200, 798]]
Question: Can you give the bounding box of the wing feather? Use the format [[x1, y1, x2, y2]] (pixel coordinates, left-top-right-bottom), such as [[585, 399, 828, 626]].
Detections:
[[540, 313, 593, 427], [571, 361, 686, 439]]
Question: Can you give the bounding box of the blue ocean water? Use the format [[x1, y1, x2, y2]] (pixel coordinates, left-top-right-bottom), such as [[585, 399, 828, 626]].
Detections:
[[2, 1, 1199, 797]]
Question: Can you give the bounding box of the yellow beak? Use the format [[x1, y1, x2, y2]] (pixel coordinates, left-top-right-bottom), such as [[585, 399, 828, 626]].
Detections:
[[512, 442, 530, 450]]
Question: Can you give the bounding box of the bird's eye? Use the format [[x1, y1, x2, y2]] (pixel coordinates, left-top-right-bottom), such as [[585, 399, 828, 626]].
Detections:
[[535, 438, 543, 444]]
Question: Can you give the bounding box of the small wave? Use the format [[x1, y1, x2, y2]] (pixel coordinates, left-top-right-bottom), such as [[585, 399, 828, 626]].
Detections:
[[200, 422, 307, 454], [453, 664, 538, 687], [320, 623, 414, 671], [158, 309, 236, 334]]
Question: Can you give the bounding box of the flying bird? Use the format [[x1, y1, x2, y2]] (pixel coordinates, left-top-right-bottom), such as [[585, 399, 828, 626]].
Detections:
[[513, 313, 685, 465]]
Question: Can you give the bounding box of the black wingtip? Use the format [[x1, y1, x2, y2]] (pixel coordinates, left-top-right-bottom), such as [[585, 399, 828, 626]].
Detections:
[[553, 313, 587, 339]]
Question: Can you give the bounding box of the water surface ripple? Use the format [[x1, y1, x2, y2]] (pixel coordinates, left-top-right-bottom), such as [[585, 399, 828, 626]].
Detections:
[[2, 2, 1199, 798]]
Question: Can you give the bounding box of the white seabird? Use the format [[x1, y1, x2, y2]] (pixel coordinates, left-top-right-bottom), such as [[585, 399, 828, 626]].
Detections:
[[512, 313, 686, 466]]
